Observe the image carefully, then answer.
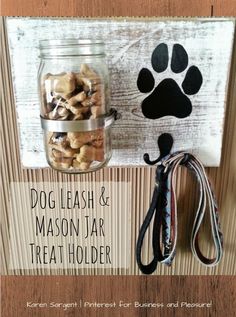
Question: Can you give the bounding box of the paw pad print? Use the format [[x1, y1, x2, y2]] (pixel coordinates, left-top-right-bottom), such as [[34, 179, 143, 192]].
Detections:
[[137, 43, 203, 119]]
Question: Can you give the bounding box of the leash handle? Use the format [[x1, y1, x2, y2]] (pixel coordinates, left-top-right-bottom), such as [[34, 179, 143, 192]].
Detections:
[[163, 152, 223, 266], [136, 165, 169, 274]]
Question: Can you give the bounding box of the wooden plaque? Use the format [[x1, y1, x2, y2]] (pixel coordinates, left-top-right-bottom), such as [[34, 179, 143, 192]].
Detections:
[[6, 18, 235, 167]]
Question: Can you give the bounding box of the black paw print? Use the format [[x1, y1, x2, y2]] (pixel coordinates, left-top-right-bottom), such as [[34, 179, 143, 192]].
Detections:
[[137, 43, 203, 119]]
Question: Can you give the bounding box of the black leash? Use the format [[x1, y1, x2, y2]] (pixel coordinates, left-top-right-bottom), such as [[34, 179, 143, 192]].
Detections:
[[136, 151, 223, 274]]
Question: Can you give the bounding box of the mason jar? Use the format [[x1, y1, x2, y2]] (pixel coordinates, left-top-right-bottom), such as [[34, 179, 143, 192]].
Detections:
[[38, 39, 116, 173]]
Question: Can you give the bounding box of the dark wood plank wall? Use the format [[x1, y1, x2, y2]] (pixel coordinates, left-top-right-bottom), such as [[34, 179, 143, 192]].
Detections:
[[2, 276, 236, 317], [1, 1, 236, 317], [1, 0, 236, 17]]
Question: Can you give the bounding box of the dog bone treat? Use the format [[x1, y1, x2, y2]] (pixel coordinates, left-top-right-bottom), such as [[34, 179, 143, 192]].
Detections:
[[76, 145, 104, 164], [67, 130, 104, 149], [51, 156, 74, 170], [48, 133, 77, 157], [67, 91, 87, 107], [80, 63, 95, 76], [57, 106, 69, 117], [45, 72, 76, 95], [74, 75, 98, 94], [72, 160, 92, 171], [48, 105, 70, 120], [65, 103, 89, 116]]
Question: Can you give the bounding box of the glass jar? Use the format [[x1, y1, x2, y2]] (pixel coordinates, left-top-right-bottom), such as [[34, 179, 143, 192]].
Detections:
[[38, 39, 116, 173]]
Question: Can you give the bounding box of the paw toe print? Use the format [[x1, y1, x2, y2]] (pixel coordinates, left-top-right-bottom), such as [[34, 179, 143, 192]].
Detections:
[[137, 43, 203, 119]]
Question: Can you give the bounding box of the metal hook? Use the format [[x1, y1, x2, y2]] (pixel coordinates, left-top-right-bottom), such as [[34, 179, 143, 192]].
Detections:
[[143, 133, 174, 165]]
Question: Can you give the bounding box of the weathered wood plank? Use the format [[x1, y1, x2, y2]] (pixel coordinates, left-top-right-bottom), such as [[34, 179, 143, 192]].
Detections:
[[6, 18, 235, 168]]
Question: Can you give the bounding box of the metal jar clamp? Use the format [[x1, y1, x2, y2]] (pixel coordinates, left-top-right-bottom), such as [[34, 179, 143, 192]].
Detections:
[[40, 108, 119, 132]]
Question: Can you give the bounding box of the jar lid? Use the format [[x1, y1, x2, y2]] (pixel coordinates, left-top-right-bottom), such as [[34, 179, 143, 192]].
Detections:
[[39, 39, 105, 57]]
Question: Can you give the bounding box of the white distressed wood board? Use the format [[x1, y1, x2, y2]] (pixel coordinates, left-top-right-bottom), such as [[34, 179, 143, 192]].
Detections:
[[6, 18, 235, 167]]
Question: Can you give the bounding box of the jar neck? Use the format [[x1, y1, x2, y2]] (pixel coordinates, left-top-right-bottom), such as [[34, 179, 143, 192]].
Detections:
[[39, 39, 105, 59], [40, 54, 106, 60]]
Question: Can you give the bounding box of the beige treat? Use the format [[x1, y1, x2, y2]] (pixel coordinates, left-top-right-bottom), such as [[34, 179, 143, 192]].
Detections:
[[49, 133, 77, 157], [66, 103, 89, 116], [69, 139, 83, 149], [47, 98, 69, 119], [90, 91, 102, 103], [52, 148, 78, 159], [76, 145, 104, 163], [60, 116, 69, 121], [52, 88, 73, 100], [45, 102, 54, 114], [92, 84, 103, 93], [53, 162, 71, 169], [82, 83, 91, 94], [46, 132, 54, 145], [67, 132, 86, 149], [49, 143, 77, 157], [80, 64, 102, 88], [51, 156, 73, 169], [82, 77, 100, 89], [90, 105, 105, 118], [80, 64, 98, 78], [57, 106, 70, 118], [67, 91, 87, 107], [71, 113, 84, 120], [81, 97, 95, 107], [84, 93, 103, 109], [74, 74, 84, 87], [51, 149, 65, 158], [73, 159, 91, 171], [80, 82, 103, 94], [92, 131, 104, 145], [45, 72, 76, 96], [67, 130, 104, 149], [43, 73, 53, 81], [92, 138, 104, 148], [75, 70, 101, 90], [49, 132, 68, 147], [81, 89, 103, 107], [55, 92, 72, 100], [48, 109, 60, 120]]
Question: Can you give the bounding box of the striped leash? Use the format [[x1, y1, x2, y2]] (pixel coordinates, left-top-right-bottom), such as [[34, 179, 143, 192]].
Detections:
[[136, 151, 223, 274]]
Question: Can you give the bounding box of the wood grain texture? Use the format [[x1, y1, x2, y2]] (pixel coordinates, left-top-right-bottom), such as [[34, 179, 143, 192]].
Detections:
[[1, 0, 236, 17], [1, 17, 236, 275], [6, 18, 235, 167], [1, 276, 236, 317]]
